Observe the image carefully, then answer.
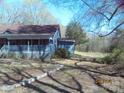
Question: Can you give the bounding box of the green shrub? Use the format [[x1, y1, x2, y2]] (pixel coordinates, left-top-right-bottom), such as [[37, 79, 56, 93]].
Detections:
[[101, 55, 114, 64], [101, 48, 124, 65], [53, 48, 71, 59], [115, 50, 124, 69]]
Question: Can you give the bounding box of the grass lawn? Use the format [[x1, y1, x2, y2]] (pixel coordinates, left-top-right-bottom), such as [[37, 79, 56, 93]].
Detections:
[[75, 51, 109, 58]]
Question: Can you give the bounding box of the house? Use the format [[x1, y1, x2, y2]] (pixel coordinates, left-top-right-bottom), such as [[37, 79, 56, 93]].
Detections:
[[58, 38, 75, 56], [0, 25, 75, 61]]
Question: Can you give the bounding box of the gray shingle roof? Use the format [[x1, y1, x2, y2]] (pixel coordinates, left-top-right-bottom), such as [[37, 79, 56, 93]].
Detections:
[[0, 25, 60, 39], [2, 25, 59, 34], [0, 34, 53, 40]]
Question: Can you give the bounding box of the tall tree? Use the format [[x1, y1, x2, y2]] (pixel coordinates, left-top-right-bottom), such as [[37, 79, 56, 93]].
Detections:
[[66, 21, 86, 45]]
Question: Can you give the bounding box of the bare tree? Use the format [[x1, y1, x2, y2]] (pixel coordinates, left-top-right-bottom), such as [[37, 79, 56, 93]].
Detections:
[[49, 0, 124, 36], [0, 3, 22, 24], [0, 1, 58, 25]]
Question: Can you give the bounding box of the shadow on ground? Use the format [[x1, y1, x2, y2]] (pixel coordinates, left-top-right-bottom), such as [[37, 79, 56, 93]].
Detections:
[[0, 61, 123, 93]]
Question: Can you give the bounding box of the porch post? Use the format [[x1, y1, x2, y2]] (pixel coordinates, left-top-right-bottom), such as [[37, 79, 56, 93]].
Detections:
[[7, 40, 10, 53], [38, 39, 41, 57]]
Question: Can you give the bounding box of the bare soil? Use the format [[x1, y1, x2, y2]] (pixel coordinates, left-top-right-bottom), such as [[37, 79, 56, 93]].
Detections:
[[0, 53, 124, 93]]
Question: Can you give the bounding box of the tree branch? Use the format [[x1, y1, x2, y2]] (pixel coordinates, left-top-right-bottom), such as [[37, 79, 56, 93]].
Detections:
[[81, 0, 124, 22], [80, 0, 110, 20], [99, 21, 124, 37], [108, 3, 124, 21], [81, 0, 124, 37]]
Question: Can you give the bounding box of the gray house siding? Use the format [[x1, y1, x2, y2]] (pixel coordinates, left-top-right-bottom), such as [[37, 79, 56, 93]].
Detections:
[[53, 30, 61, 49], [0, 30, 61, 61], [58, 41, 75, 56], [48, 30, 61, 55], [1, 44, 50, 59]]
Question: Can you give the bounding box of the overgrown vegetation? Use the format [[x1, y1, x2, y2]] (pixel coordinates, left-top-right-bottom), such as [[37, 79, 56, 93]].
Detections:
[[101, 30, 124, 69], [101, 49, 123, 64], [53, 48, 71, 59]]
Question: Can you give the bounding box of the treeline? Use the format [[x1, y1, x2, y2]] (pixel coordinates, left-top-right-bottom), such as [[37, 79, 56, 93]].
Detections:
[[66, 21, 124, 70], [102, 29, 124, 65], [65, 21, 112, 53], [76, 36, 111, 53]]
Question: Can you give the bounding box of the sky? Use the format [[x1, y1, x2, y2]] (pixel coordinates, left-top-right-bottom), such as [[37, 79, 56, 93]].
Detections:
[[43, 0, 74, 25], [0, 0, 122, 36], [0, 0, 109, 34], [0, 0, 77, 26]]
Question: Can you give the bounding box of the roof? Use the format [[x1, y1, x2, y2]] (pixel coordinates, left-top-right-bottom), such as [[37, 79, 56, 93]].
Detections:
[[0, 34, 53, 40], [0, 25, 60, 39], [58, 38, 75, 43], [0, 24, 60, 34]]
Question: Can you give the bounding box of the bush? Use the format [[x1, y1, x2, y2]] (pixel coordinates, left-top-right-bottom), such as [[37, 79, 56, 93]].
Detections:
[[101, 48, 124, 65], [101, 55, 114, 64], [53, 48, 71, 59]]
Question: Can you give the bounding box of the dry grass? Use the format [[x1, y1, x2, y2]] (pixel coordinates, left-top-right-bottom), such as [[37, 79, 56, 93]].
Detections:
[[75, 51, 108, 58], [0, 59, 43, 74]]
